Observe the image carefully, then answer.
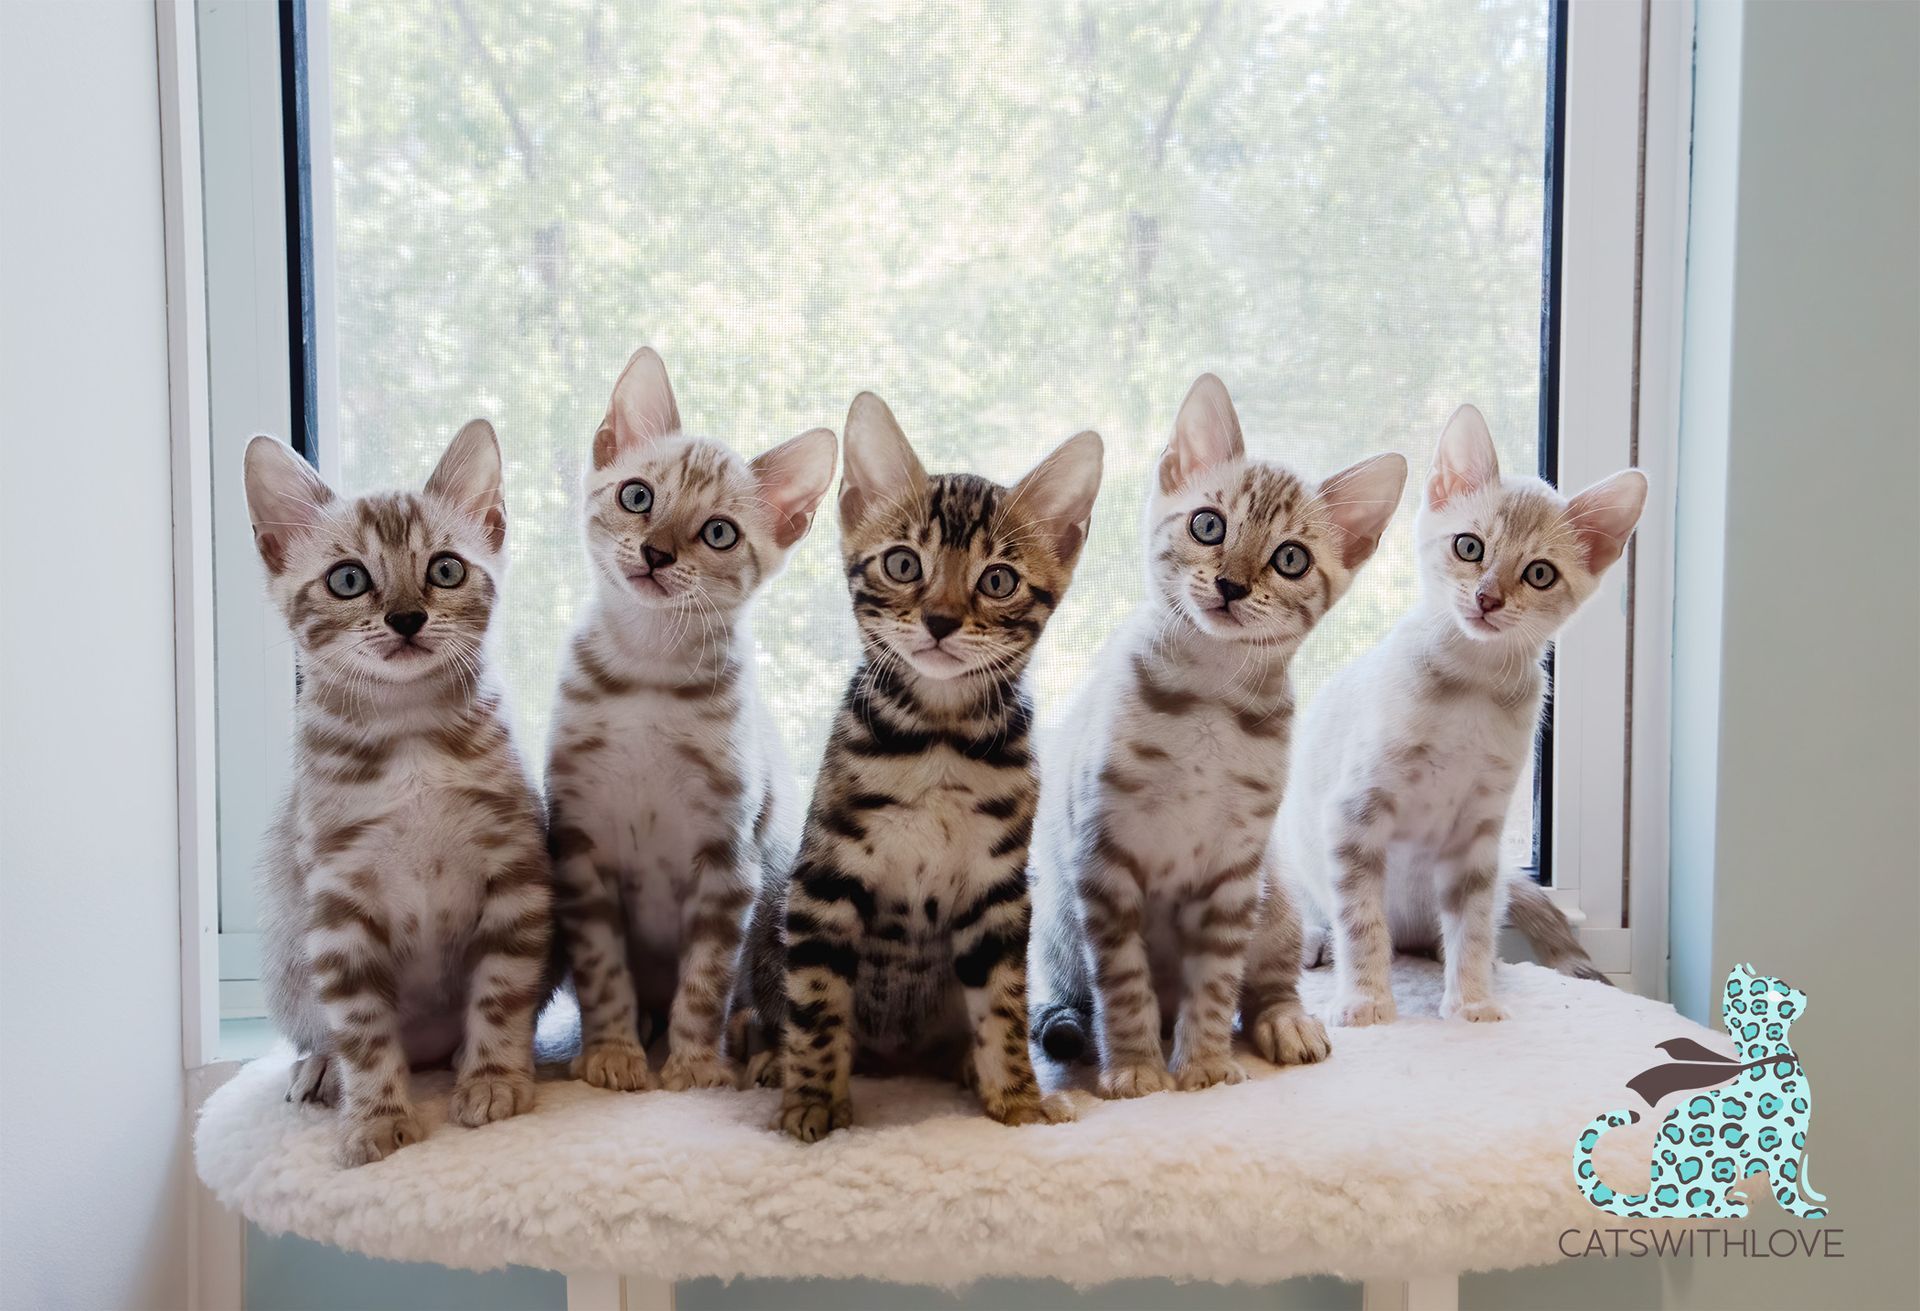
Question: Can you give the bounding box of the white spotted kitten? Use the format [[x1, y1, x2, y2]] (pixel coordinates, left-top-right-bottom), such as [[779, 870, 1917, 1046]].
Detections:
[[1030, 374, 1407, 1094], [545, 347, 834, 1093], [1275, 404, 1645, 1025]]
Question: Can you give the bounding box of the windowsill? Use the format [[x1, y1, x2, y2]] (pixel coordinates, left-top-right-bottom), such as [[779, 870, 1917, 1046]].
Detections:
[[218, 1015, 284, 1062]]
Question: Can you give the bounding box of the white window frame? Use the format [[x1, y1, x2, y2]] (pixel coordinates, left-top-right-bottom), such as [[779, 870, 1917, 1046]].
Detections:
[[1545, 0, 1692, 997], [167, 0, 1695, 1067]]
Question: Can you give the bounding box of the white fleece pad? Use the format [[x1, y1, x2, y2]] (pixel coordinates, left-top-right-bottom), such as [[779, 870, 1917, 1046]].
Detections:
[[195, 960, 1714, 1286]]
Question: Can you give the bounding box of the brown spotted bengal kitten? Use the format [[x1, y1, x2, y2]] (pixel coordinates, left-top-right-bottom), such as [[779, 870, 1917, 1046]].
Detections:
[[742, 392, 1101, 1141], [1030, 374, 1406, 1096], [245, 423, 550, 1167], [545, 348, 834, 1093]]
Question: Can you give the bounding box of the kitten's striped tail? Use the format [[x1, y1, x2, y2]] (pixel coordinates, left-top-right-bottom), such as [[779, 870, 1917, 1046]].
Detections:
[[1507, 878, 1611, 984], [1573, 1109, 1649, 1215], [1031, 999, 1092, 1064]]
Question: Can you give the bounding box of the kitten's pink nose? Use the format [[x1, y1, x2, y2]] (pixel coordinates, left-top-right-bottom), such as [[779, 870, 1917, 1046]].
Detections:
[[642, 544, 674, 570], [1476, 588, 1505, 614], [1215, 577, 1250, 604]]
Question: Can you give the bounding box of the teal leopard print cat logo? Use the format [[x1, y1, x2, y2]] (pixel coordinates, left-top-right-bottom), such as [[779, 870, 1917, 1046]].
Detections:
[[1573, 964, 1826, 1219]]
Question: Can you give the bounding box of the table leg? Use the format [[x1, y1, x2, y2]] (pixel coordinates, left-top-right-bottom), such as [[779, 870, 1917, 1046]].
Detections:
[[1362, 1276, 1460, 1311], [566, 1272, 677, 1311]]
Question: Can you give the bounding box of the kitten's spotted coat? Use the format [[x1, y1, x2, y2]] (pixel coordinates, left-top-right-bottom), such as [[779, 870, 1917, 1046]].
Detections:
[[546, 348, 834, 1092], [1276, 405, 1644, 1025], [1030, 375, 1405, 1094], [745, 393, 1101, 1140], [246, 423, 550, 1166]]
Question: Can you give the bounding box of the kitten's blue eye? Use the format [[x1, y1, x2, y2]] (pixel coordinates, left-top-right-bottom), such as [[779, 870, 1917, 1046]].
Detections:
[[427, 553, 466, 588], [325, 562, 371, 599], [1523, 559, 1558, 589], [618, 480, 653, 514], [701, 518, 739, 550], [1271, 541, 1312, 578], [1453, 533, 1484, 562], [978, 564, 1019, 599], [1190, 509, 1226, 545], [882, 547, 922, 583]]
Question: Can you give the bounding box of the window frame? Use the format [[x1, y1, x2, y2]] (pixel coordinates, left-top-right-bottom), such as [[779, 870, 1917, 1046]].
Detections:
[[169, 0, 1694, 1063], [1541, 0, 1692, 996]]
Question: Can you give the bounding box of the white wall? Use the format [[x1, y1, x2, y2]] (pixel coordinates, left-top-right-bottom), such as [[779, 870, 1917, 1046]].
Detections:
[[0, 3, 190, 1308], [1676, 0, 1920, 1305]]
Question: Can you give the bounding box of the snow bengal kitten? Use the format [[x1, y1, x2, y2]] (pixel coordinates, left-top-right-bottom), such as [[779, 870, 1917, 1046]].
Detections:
[[245, 423, 550, 1167], [1276, 404, 1645, 1026], [546, 348, 834, 1093], [745, 392, 1101, 1141], [1029, 374, 1406, 1096]]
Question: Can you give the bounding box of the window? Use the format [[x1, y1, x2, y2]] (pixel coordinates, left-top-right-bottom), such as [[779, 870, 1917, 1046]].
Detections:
[[324, 0, 1551, 822], [185, 0, 1682, 1056]]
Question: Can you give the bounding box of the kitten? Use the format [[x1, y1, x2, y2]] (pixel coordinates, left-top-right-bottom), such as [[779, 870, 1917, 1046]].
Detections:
[[746, 392, 1100, 1141], [546, 348, 834, 1092], [1029, 374, 1405, 1095], [245, 423, 551, 1167], [1277, 404, 1645, 1025]]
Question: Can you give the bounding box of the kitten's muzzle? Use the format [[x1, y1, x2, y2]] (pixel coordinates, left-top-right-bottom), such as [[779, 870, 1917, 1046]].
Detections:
[[385, 609, 428, 638], [1458, 604, 1508, 637], [624, 571, 673, 599], [1215, 577, 1250, 605]]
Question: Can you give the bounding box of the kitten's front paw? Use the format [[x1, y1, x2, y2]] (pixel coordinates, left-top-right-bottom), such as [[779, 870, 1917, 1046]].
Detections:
[[775, 1095, 852, 1143], [1440, 996, 1508, 1023], [742, 1049, 783, 1089], [1249, 1007, 1332, 1066], [576, 1040, 656, 1092], [1097, 1061, 1175, 1099], [286, 1053, 338, 1106], [334, 1108, 425, 1167], [1173, 1056, 1249, 1091], [661, 1049, 736, 1091], [990, 1091, 1076, 1126], [450, 1070, 536, 1126], [1326, 992, 1396, 1028]]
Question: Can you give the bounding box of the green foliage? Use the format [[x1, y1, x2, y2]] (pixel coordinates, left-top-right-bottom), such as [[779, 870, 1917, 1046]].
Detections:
[[329, 0, 1548, 816]]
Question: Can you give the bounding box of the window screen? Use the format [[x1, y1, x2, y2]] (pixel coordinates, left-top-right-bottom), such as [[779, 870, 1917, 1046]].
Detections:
[[326, 0, 1550, 867]]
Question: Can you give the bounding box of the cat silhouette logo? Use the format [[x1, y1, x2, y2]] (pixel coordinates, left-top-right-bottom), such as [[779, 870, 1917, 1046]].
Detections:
[[1572, 964, 1826, 1219]]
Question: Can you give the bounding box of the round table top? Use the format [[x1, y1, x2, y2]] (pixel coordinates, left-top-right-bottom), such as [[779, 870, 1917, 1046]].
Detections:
[[196, 959, 1706, 1285]]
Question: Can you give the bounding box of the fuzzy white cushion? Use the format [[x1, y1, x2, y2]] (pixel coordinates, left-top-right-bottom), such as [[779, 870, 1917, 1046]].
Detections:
[[194, 959, 1709, 1286]]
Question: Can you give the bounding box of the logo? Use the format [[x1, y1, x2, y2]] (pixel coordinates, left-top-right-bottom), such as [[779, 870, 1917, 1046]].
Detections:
[[1571, 964, 1826, 1220]]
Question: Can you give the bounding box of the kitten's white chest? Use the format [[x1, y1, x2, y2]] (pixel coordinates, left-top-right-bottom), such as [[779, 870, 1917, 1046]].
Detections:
[[1112, 702, 1282, 867], [568, 699, 735, 897], [374, 744, 493, 909], [351, 743, 493, 1048], [1387, 713, 1524, 853]]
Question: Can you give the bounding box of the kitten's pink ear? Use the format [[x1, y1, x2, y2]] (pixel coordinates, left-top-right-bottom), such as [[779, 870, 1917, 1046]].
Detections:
[[1565, 469, 1647, 573], [1427, 404, 1501, 509], [1012, 429, 1104, 568], [1319, 451, 1409, 568], [840, 391, 926, 532], [1158, 373, 1245, 493], [426, 418, 507, 553], [751, 426, 838, 548], [243, 435, 334, 575], [594, 347, 682, 469]]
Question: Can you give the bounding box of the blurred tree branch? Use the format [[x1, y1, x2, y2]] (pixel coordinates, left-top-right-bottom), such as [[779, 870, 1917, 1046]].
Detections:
[[447, 0, 538, 181]]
